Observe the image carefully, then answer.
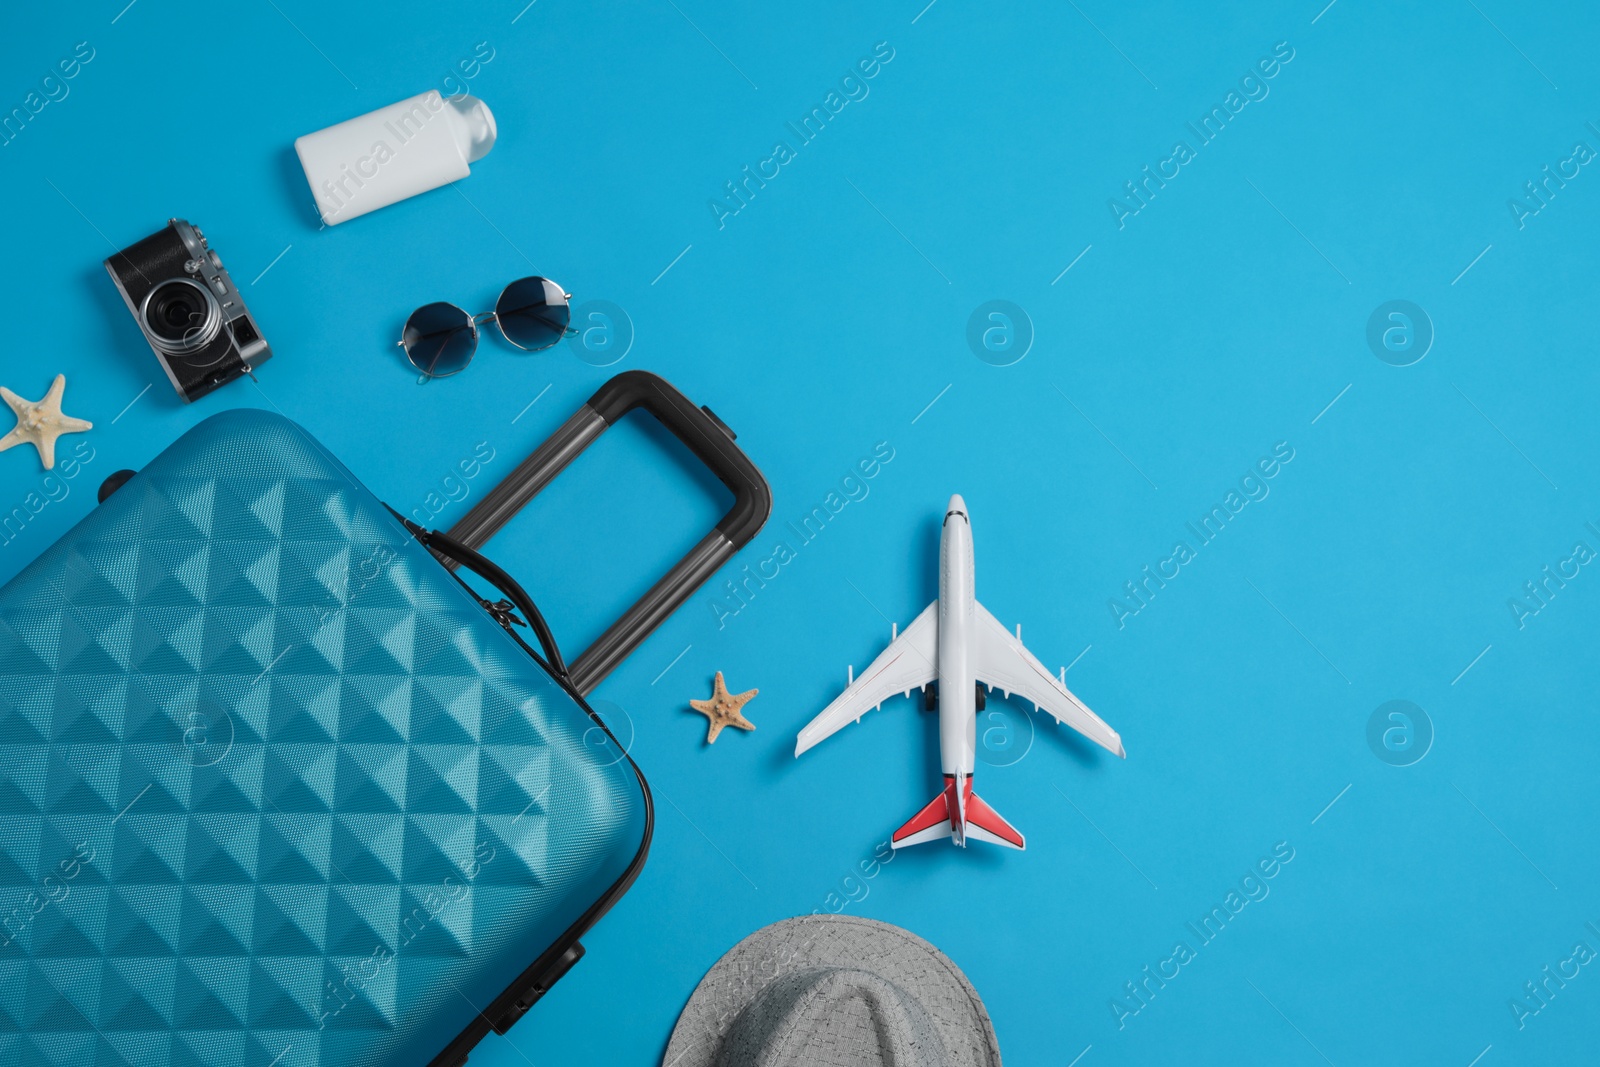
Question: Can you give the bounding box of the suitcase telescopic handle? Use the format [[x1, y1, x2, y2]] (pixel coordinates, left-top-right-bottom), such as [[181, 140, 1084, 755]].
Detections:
[[445, 371, 772, 696]]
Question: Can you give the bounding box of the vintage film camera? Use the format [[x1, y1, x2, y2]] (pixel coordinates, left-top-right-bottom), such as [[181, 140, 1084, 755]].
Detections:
[[105, 219, 271, 402]]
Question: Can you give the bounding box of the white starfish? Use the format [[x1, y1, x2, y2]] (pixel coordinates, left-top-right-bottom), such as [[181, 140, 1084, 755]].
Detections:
[[0, 374, 93, 471]]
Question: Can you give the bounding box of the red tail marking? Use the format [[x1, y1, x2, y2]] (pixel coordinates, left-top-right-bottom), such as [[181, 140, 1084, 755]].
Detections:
[[892, 793, 948, 842], [948, 773, 970, 832], [965, 791, 1025, 848]]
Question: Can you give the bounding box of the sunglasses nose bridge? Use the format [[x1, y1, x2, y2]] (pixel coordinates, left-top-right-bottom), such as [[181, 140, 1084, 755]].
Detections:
[[472, 311, 499, 326]]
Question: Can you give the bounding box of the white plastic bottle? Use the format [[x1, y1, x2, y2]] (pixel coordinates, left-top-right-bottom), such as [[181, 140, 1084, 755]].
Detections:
[[294, 90, 497, 226]]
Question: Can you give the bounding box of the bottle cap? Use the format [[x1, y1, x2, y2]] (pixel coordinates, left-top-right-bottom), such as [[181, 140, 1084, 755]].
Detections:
[[448, 95, 497, 164]]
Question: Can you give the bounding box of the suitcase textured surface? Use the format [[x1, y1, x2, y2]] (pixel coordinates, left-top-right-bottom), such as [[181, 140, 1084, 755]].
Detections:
[[0, 409, 649, 1067]]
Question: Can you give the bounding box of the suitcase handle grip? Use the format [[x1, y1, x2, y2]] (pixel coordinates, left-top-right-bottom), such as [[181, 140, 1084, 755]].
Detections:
[[446, 371, 772, 696]]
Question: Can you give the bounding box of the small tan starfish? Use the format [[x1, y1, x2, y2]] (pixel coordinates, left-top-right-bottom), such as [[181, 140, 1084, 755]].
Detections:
[[0, 375, 93, 471], [689, 671, 758, 743]]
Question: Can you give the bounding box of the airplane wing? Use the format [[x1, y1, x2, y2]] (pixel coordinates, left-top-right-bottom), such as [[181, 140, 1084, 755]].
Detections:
[[795, 601, 939, 756], [972, 602, 1125, 757]]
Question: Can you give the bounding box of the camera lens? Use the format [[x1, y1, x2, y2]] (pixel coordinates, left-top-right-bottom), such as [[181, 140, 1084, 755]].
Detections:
[[142, 278, 221, 353]]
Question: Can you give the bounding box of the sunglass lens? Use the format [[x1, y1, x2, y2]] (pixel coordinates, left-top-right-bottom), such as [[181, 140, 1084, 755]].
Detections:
[[403, 302, 477, 377], [494, 277, 570, 351]]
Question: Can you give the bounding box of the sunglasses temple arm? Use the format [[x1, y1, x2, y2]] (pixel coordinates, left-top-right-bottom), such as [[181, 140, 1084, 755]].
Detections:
[[528, 312, 578, 336], [502, 313, 578, 338]]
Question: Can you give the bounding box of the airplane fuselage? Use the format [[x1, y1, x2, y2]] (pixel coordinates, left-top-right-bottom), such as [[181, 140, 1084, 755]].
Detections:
[[938, 499, 978, 839]]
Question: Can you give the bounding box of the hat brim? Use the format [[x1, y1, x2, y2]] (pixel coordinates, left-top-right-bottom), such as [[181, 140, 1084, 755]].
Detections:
[[663, 915, 1002, 1067]]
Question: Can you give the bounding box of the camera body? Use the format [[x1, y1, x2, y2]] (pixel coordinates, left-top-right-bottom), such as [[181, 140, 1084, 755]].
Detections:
[[104, 219, 271, 403]]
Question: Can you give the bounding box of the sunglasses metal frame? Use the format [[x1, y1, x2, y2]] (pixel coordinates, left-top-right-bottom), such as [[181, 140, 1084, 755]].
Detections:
[[399, 277, 576, 380]]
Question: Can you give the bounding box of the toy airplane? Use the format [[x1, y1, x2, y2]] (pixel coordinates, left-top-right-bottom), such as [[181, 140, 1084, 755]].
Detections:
[[795, 495, 1124, 851]]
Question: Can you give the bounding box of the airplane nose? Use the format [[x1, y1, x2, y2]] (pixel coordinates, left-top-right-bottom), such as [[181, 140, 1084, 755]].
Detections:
[[947, 494, 967, 517]]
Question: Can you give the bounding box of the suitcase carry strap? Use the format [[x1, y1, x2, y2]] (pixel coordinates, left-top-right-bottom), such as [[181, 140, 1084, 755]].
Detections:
[[439, 370, 771, 696]]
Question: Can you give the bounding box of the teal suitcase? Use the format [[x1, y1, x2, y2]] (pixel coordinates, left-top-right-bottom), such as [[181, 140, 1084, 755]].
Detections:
[[0, 371, 770, 1067]]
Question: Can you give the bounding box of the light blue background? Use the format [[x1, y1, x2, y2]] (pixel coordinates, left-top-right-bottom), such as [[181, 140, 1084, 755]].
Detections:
[[2, 1, 1597, 1064]]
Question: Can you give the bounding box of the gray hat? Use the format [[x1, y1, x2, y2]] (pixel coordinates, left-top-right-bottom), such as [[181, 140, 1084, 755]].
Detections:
[[664, 916, 1002, 1067]]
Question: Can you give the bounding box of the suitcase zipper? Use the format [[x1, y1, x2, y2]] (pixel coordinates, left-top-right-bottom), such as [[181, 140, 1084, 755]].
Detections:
[[479, 596, 528, 633]]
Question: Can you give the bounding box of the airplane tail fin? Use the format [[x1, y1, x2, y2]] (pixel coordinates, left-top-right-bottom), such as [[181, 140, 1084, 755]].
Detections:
[[891, 787, 953, 849], [965, 791, 1026, 850], [890, 776, 1026, 850]]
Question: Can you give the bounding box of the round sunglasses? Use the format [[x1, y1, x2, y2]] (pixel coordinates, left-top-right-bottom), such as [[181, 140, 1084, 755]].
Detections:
[[399, 276, 574, 379]]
